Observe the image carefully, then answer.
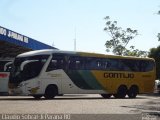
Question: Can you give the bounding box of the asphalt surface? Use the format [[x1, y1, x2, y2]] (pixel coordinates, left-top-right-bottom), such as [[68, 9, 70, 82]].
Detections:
[[0, 94, 159, 120]]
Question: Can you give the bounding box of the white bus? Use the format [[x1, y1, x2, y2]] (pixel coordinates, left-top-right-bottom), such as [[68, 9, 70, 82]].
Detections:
[[8, 49, 156, 99], [0, 59, 13, 95]]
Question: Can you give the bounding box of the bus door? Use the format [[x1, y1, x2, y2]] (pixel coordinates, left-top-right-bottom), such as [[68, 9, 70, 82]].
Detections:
[[46, 55, 78, 94], [61, 56, 79, 94]]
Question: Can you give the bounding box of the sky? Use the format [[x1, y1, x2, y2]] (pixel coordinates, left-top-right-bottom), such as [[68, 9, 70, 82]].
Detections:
[[0, 0, 160, 54]]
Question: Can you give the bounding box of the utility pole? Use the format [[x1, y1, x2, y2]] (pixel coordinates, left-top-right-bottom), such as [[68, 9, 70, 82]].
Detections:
[[74, 27, 76, 51], [52, 42, 55, 47]]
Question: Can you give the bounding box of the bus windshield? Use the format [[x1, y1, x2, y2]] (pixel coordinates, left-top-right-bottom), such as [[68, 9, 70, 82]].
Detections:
[[9, 55, 49, 85]]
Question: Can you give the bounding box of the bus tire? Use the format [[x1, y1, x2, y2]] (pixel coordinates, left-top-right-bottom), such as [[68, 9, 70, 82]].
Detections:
[[33, 95, 42, 99], [114, 85, 127, 98], [128, 85, 139, 98], [44, 85, 58, 99], [101, 94, 111, 98]]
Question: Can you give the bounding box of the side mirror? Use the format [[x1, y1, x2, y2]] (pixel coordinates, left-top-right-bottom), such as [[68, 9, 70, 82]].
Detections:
[[4, 62, 13, 71]]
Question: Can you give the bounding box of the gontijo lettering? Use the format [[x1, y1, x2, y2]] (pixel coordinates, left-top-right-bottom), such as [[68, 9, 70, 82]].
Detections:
[[104, 73, 134, 78]]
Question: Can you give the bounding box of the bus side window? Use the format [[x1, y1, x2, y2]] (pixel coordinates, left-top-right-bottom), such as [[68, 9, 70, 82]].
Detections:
[[102, 59, 111, 70], [46, 55, 65, 72], [96, 60, 104, 70], [146, 61, 154, 71], [75, 60, 81, 69], [48, 60, 58, 71], [86, 58, 97, 70], [69, 57, 80, 70], [109, 59, 119, 71], [96, 59, 106, 70], [69, 59, 76, 69], [118, 60, 129, 71], [120, 60, 140, 72], [140, 60, 154, 72]]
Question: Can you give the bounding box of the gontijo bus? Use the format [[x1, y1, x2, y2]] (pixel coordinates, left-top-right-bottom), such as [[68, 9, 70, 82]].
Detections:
[[8, 49, 156, 99]]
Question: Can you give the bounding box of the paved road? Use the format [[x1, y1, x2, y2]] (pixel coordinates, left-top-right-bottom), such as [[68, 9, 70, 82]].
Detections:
[[0, 94, 159, 120]]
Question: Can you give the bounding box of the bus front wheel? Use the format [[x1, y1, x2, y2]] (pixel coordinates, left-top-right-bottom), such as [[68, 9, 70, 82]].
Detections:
[[44, 85, 58, 99], [128, 86, 139, 98], [101, 94, 111, 98]]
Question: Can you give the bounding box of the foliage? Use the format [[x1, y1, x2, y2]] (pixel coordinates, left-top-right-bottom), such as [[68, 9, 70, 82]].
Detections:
[[123, 46, 148, 57], [104, 16, 148, 57], [148, 46, 160, 79], [157, 33, 160, 41]]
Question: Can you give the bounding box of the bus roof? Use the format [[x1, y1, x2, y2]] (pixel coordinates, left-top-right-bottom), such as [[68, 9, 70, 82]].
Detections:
[[17, 49, 154, 61], [17, 49, 76, 57]]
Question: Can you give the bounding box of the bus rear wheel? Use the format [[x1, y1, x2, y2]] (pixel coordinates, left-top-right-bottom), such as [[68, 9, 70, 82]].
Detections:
[[128, 86, 139, 98], [44, 85, 58, 99], [114, 85, 127, 98], [101, 94, 111, 98]]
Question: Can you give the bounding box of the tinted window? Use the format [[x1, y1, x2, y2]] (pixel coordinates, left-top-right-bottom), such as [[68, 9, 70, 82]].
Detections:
[[119, 59, 140, 71], [115, 59, 154, 72], [46, 55, 154, 72], [68, 57, 110, 70], [47, 55, 65, 71], [9, 55, 49, 84], [68, 56, 85, 70], [140, 60, 155, 72], [107, 59, 119, 71]]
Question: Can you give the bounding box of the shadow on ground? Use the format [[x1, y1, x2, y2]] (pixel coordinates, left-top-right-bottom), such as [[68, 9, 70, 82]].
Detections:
[[0, 94, 147, 101]]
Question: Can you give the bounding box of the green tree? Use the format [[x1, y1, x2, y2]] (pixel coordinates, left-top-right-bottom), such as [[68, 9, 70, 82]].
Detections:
[[157, 33, 160, 41], [148, 46, 160, 79], [104, 16, 148, 57]]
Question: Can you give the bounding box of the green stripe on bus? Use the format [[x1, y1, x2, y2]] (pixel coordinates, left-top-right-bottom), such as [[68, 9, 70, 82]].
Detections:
[[66, 70, 103, 90], [66, 70, 93, 89], [78, 70, 103, 90]]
